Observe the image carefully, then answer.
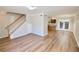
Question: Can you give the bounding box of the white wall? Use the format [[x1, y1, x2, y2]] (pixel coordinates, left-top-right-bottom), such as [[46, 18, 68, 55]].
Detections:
[[31, 14, 43, 36], [70, 16, 75, 32], [74, 12, 79, 47], [30, 13, 48, 36], [43, 14, 48, 36]]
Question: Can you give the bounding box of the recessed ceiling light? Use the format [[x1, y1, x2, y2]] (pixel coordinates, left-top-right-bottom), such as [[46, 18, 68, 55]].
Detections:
[[27, 6, 37, 10]]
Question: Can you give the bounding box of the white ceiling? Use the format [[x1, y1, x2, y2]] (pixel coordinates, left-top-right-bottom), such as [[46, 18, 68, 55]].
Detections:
[[0, 6, 79, 16]]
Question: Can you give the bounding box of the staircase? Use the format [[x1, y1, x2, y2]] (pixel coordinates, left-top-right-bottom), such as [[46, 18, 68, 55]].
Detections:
[[5, 12, 26, 39]]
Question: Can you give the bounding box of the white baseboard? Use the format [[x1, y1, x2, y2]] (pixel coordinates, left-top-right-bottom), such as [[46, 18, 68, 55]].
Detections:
[[32, 32, 48, 37]]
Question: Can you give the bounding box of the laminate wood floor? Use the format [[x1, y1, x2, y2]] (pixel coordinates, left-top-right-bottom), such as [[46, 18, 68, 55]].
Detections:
[[0, 30, 79, 52]]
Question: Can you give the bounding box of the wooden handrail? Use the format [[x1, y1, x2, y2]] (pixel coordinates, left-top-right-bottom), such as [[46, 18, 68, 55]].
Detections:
[[7, 12, 24, 15], [5, 14, 24, 29]]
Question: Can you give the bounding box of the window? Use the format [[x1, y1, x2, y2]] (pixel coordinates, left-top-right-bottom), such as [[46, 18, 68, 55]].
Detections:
[[60, 22, 63, 29], [65, 22, 69, 29], [59, 20, 70, 30]]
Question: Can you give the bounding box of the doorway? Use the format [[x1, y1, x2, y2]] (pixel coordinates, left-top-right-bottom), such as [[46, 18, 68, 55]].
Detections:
[[58, 20, 70, 31], [48, 19, 56, 32]]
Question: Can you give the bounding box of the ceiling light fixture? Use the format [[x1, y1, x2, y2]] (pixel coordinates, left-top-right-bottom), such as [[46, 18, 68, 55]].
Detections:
[[27, 6, 37, 10]]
